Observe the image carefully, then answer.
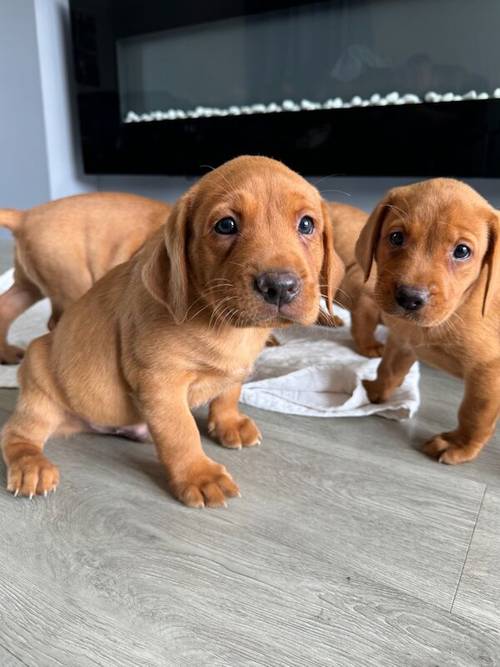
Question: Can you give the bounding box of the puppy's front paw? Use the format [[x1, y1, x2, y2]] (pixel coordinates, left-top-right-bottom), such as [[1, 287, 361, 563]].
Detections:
[[7, 454, 59, 497], [357, 341, 385, 358], [363, 378, 392, 404], [422, 433, 481, 464], [208, 414, 261, 449], [170, 458, 240, 508], [0, 344, 25, 365]]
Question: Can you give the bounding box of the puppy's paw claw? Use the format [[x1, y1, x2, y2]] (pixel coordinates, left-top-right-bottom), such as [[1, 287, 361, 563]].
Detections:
[[423, 434, 481, 465], [208, 415, 262, 449], [7, 454, 59, 498], [171, 458, 240, 509]]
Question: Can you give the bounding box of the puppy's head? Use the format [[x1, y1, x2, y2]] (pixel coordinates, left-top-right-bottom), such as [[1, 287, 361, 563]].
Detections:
[[356, 178, 499, 327], [142, 156, 343, 327]]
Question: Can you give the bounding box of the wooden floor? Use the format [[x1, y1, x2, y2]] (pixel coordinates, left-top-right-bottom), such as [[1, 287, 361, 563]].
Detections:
[[0, 240, 499, 666]]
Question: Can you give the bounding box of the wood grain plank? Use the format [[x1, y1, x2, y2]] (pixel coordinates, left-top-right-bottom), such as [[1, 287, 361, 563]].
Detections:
[[0, 412, 495, 666], [452, 489, 500, 632], [0, 642, 26, 667]]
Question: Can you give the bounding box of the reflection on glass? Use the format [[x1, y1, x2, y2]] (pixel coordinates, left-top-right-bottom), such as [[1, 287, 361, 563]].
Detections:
[[117, 0, 500, 123]]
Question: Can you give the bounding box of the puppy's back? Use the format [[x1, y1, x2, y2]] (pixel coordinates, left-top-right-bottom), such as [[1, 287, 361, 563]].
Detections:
[[16, 192, 171, 305], [326, 202, 368, 267]]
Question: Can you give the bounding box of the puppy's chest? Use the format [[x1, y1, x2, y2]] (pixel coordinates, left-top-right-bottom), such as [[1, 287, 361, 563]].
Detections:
[[391, 316, 499, 378], [186, 333, 267, 407], [187, 363, 253, 407]]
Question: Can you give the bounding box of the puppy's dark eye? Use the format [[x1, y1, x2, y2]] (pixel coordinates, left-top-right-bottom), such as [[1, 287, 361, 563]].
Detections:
[[453, 244, 471, 260], [298, 215, 314, 235], [214, 217, 238, 235], [389, 231, 405, 247]]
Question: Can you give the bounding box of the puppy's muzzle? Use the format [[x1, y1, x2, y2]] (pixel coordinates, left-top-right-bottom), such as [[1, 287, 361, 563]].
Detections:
[[395, 285, 429, 312], [254, 271, 300, 306]]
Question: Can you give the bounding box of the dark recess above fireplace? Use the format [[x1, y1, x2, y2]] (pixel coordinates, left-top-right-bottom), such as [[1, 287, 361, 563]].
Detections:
[[69, 0, 500, 176]]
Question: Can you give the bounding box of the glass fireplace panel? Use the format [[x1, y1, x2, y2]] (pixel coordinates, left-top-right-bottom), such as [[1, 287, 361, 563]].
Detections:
[[117, 0, 500, 123]]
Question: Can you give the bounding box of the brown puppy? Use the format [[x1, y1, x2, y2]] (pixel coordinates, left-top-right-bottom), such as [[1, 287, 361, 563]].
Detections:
[[320, 202, 384, 357], [1, 156, 343, 507], [359, 178, 499, 464], [0, 192, 170, 363]]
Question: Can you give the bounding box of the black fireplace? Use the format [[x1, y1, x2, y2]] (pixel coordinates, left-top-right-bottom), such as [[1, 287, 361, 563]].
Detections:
[[69, 0, 500, 176]]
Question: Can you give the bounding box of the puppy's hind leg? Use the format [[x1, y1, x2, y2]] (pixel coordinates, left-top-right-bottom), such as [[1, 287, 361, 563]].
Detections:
[[2, 338, 66, 497], [0, 281, 42, 363]]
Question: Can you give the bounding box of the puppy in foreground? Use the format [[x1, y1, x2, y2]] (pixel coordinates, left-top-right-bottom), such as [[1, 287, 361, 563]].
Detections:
[[359, 179, 499, 464], [0, 192, 170, 363], [320, 202, 383, 357], [2, 156, 343, 507]]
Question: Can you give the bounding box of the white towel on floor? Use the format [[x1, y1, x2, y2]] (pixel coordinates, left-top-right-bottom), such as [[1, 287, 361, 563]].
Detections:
[[240, 312, 419, 420], [0, 269, 420, 419]]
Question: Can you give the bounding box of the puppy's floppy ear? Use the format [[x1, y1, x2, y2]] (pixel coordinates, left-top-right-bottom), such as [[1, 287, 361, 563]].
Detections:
[[482, 212, 500, 316], [320, 201, 345, 314], [356, 192, 393, 282], [141, 192, 192, 323]]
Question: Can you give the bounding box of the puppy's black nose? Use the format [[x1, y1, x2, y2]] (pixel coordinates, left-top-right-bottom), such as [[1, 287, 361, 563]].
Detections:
[[395, 285, 429, 311], [254, 272, 300, 306]]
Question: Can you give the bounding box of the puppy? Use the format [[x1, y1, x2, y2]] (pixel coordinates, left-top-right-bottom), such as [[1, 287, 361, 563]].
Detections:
[[0, 192, 171, 363], [359, 178, 499, 463], [320, 202, 384, 357], [1, 156, 343, 507]]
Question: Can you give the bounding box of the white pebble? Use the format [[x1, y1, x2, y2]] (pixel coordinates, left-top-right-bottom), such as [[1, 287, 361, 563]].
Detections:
[[370, 93, 381, 104], [442, 92, 454, 102], [351, 96, 362, 106], [494, 88, 500, 98], [125, 111, 140, 123], [377, 99, 388, 106], [403, 94, 420, 104], [463, 90, 477, 100], [425, 91, 440, 102], [477, 92, 489, 99], [386, 91, 400, 104]]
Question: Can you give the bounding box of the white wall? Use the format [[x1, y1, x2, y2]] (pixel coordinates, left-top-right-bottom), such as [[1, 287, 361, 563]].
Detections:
[[34, 0, 97, 198], [0, 0, 51, 209]]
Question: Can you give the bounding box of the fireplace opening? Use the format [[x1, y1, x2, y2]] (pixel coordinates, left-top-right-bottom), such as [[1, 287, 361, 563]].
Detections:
[[117, 0, 499, 124]]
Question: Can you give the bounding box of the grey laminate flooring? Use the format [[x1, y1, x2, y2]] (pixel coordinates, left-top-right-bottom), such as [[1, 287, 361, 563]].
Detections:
[[0, 237, 498, 666]]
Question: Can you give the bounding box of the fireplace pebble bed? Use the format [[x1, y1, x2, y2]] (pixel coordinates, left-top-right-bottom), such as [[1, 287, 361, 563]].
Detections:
[[124, 88, 500, 123]]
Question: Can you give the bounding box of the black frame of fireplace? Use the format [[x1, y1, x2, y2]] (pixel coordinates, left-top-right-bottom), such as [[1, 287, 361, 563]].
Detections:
[[69, 0, 500, 176]]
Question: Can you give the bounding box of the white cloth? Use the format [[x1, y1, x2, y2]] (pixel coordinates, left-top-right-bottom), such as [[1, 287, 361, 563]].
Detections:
[[0, 269, 419, 419], [240, 310, 420, 420]]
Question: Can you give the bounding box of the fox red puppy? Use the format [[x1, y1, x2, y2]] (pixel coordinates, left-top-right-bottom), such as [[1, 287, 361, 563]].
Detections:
[[1, 156, 343, 507], [0, 192, 170, 363], [359, 178, 499, 463]]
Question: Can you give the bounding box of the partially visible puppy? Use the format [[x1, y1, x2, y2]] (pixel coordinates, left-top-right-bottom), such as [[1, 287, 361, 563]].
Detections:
[[0, 193, 171, 363], [359, 178, 500, 464], [317, 202, 384, 357], [1, 156, 344, 507]]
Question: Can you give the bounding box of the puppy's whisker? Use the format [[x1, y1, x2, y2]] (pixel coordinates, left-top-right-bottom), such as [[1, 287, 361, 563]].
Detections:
[[208, 296, 236, 330], [185, 286, 230, 320]]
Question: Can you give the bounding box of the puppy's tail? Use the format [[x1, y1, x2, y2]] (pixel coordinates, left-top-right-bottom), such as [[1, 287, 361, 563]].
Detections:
[[0, 209, 22, 233]]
